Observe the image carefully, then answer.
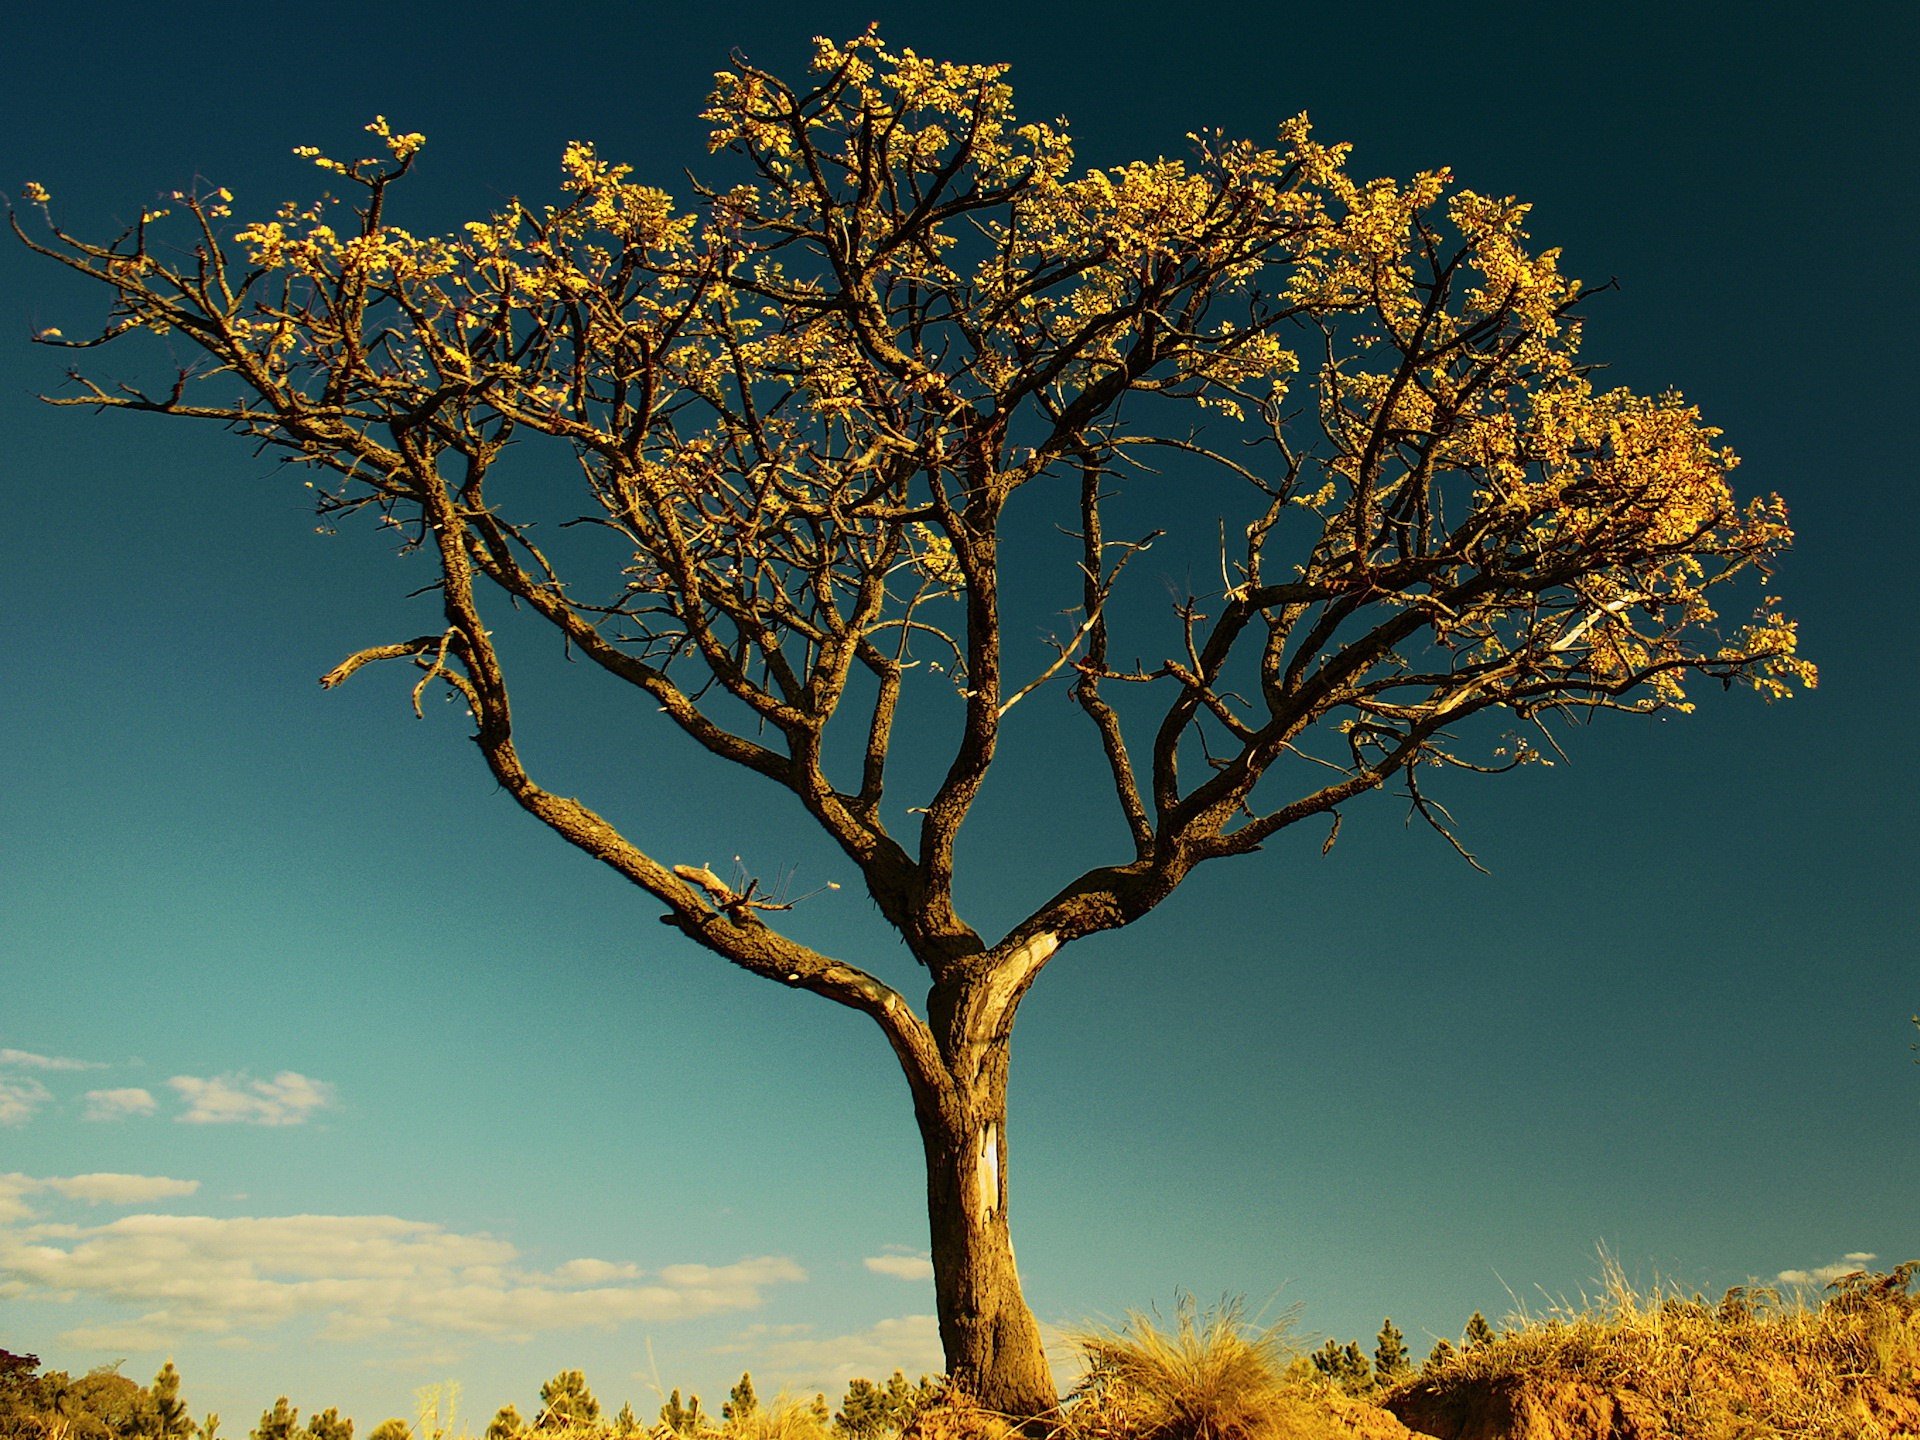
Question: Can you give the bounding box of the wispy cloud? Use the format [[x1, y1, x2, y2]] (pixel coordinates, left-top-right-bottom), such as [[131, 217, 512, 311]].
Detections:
[[0, 1049, 107, 1072], [0, 1077, 52, 1127], [863, 1252, 934, 1282], [0, 1171, 199, 1222], [41, 1174, 201, 1205], [83, 1088, 157, 1122], [0, 1175, 38, 1224], [0, 1194, 804, 1351], [167, 1071, 334, 1126], [1777, 1252, 1878, 1287], [718, 1314, 944, 1390]]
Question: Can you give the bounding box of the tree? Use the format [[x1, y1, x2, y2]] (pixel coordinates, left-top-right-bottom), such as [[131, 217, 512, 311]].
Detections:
[[0, 1351, 47, 1439], [1423, 1338, 1454, 1373], [1308, 1340, 1372, 1395], [484, 1406, 524, 1440], [658, 1390, 705, 1437], [366, 1424, 411, 1440], [149, 1364, 193, 1440], [537, 1374, 599, 1432], [14, 28, 1812, 1417], [722, 1377, 757, 1426], [612, 1403, 641, 1438], [1463, 1311, 1497, 1351], [252, 1400, 298, 1440], [831, 1380, 888, 1440], [1372, 1319, 1410, 1385], [303, 1411, 352, 1440]]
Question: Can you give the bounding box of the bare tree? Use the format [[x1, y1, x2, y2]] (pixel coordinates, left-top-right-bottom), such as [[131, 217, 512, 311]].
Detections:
[[14, 33, 1812, 1415]]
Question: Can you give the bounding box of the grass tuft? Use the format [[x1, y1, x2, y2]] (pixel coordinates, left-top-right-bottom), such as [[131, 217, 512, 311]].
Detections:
[[1062, 1296, 1357, 1440], [719, 1395, 838, 1440]]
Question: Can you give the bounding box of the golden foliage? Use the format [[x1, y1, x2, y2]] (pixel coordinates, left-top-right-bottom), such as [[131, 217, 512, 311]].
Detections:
[[15, 27, 1813, 957]]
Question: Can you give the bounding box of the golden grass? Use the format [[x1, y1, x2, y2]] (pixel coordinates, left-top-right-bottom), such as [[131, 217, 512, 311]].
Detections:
[[708, 1396, 837, 1440], [1060, 1297, 1359, 1440], [1388, 1257, 1920, 1439]]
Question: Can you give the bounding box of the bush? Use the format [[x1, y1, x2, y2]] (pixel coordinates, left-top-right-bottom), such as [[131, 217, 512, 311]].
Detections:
[[1065, 1296, 1357, 1440]]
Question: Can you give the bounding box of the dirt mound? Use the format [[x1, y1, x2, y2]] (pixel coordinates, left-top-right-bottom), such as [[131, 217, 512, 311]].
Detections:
[[1314, 1390, 1436, 1439], [1379, 1262, 1920, 1439], [1384, 1375, 1660, 1440], [1384, 1365, 1920, 1440]]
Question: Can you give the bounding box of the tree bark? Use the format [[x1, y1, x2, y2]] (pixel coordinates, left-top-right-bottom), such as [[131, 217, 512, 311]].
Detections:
[[915, 1034, 1057, 1418]]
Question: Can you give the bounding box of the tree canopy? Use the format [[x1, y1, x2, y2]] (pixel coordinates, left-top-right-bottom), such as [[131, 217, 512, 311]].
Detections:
[[15, 28, 1811, 1413]]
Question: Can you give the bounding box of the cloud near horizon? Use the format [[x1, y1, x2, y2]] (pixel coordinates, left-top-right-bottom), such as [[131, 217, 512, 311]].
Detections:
[[0, 1171, 200, 1224], [0, 1180, 805, 1352], [716, 1314, 945, 1391], [83, 1088, 158, 1122], [0, 1048, 107, 1072], [43, 1173, 202, 1205], [167, 1071, 334, 1125], [1776, 1252, 1878, 1287], [863, 1252, 934, 1282]]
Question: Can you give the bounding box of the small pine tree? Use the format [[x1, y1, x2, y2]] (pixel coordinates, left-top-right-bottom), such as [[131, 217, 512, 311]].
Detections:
[[1342, 1341, 1371, 1393], [1463, 1311, 1496, 1351], [808, 1396, 831, 1428], [1309, 1339, 1341, 1379], [539, 1373, 599, 1431], [200, 1414, 223, 1440], [253, 1399, 299, 1440], [1308, 1340, 1373, 1395], [152, 1362, 193, 1440], [879, 1374, 930, 1431], [613, 1402, 640, 1437], [1373, 1319, 1410, 1384], [659, 1390, 706, 1437], [305, 1410, 353, 1440], [484, 1405, 524, 1440], [723, 1375, 757, 1425], [1424, 1338, 1455, 1373], [367, 1422, 411, 1440], [832, 1380, 890, 1440]]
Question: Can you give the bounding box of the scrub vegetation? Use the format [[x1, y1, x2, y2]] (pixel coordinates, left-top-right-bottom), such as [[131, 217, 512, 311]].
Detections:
[[6, 1264, 1916, 1440]]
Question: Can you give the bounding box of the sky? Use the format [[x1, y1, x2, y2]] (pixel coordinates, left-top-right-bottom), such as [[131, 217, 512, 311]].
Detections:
[[3, 0, 1916, 1430]]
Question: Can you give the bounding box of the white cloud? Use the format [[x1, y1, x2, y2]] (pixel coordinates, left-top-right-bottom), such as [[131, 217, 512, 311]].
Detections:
[[553, 1258, 643, 1284], [83, 1088, 157, 1122], [42, 1174, 201, 1206], [0, 1171, 200, 1224], [1777, 1252, 1878, 1287], [863, 1253, 934, 1282], [0, 1048, 106, 1072], [0, 1077, 52, 1127], [167, 1071, 334, 1126], [0, 1175, 37, 1224], [721, 1314, 945, 1390], [0, 1203, 804, 1350]]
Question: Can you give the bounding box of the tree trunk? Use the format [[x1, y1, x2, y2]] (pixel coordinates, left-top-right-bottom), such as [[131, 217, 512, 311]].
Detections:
[[916, 1039, 1057, 1418]]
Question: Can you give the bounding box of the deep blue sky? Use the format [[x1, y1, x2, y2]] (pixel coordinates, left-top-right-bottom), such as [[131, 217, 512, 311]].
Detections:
[[3, 0, 1915, 1429]]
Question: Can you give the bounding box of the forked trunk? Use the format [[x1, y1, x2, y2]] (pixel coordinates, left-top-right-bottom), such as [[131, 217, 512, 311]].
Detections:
[[917, 1043, 1057, 1418]]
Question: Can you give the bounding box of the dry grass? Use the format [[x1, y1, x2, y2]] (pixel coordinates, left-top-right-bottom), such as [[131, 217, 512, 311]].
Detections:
[[1060, 1297, 1360, 1440], [709, 1396, 838, 1440], [1388, 1256, 1920, 1439]]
